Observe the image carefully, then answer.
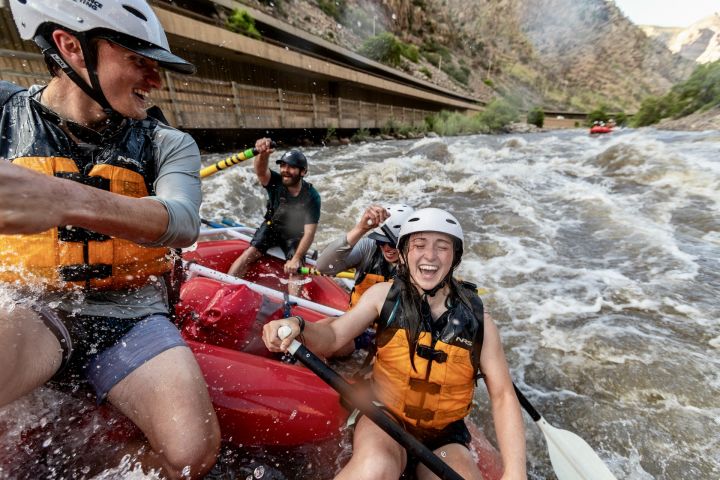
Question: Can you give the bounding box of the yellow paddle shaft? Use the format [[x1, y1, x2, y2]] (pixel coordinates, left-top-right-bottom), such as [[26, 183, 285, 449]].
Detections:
[[298, 266, 355, 279], [200, 147, 257, 178]]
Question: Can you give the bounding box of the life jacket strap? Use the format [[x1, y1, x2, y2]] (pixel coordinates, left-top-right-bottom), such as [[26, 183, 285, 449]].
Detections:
[[59, 264, 112, 282], [403, 405, 435, 422], [408, 378, 441, 394], [58, 226, 111, 242]]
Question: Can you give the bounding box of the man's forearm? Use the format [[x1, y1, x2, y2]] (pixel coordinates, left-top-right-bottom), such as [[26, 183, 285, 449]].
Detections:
[[292, 231, 315, 262]]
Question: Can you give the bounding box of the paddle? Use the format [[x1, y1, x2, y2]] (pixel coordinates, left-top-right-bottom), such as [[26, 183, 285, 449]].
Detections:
[[513, 385, 617, 480], [184, 261, 344, 317], [200, 141, 277, 178], [277, 326, 464, 480], [297, 266, 355, 280]]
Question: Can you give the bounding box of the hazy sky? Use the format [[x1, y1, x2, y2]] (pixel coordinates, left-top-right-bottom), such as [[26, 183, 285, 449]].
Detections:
[[614, 0, 718, 27]]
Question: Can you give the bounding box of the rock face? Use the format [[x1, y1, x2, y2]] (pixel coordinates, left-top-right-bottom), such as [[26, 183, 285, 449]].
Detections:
[[248, 0, 695, 110], [642, 13, 720, 64]]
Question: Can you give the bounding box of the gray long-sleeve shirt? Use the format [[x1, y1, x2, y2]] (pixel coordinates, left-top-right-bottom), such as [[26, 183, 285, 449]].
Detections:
[[316, 236, 378, 282]]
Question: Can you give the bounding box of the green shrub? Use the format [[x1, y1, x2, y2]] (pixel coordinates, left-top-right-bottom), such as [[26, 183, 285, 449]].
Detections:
[[632, 60, 720, 126], [420, 67, 432, 78], [360, 33, 420, 68], [477, 99, 519, 132], [360, 33, 404, 67], [317, 0, 346, 20], [483, 78, 494, 87], [401, 43, 419, 63], [323, 127, 337, 143], [586, 106, 609, 126], [226, 9, 261, 39], [351, 127, 371, 142], [527, 107, 544, 128], [443, 63, 470, 85], [426, 110, 487, 136]]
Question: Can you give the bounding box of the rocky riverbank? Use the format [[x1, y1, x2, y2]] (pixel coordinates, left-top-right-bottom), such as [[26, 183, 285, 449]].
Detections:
[[655, 107, 720, 131]]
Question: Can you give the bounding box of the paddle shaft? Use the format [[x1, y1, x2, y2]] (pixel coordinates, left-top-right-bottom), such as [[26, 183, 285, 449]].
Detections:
[[184, 262, 344, 317], [283, 336, 464, 480], [297, 266, 355, 280], [513, 384, 541, 422], [200, 141, 277, 178]]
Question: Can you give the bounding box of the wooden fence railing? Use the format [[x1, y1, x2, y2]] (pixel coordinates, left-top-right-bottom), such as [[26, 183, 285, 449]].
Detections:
[[0, 49, 434, 130]]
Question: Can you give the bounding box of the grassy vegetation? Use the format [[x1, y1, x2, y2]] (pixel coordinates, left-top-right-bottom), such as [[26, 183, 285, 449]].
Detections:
[[226, 9, 261, 40], [527, 107, 544, 128], [316, 0, 346, 21], [424, 99, 520, 136], [359, 33, 419, 68], [632, 60, 720, 127]]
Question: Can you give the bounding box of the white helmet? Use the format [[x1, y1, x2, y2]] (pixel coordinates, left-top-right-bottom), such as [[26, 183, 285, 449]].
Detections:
[[397, 208, 464, 265], [368, 204, 415, 245], [10, 0, 194, 74]]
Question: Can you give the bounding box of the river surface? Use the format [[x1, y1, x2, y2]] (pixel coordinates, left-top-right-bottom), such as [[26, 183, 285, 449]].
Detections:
[[1, 128, 719, 479]]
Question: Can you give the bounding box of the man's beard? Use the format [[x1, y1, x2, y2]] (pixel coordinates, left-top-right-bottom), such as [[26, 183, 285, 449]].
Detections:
[[281, 173, 302, 186]]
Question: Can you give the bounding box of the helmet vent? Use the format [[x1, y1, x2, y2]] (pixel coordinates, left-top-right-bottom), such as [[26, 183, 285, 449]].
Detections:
[[122, 5, 148, 22], [445, 219, 457, 224]]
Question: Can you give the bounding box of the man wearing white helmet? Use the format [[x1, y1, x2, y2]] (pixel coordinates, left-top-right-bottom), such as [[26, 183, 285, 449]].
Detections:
[[263, 208, 527, 479], [0, 1, 219, 478], [317, 203, 414, 307], [316, 203, 414, 356]]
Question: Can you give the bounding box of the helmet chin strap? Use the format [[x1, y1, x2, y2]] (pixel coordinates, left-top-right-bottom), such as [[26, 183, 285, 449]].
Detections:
[[35, 33, 125, 127]]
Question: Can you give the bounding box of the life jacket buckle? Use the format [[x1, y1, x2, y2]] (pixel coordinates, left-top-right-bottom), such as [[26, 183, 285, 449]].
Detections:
[[416, 344, 448, 363]]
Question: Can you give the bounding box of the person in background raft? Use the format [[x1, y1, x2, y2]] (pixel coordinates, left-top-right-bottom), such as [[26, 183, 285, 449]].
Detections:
[[316, 203, 414, 356], [0, 1, 219, 478], [263, 208, 527, 479], [228, 139, 321, 296]]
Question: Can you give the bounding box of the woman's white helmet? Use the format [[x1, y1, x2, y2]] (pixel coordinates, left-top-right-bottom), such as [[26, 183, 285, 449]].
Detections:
[[397, 208, 464, 264], [10, 0, 195, 74], [368, 204, 415, 245]]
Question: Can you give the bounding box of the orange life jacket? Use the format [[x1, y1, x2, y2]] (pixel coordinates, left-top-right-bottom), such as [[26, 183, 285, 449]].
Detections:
[[0, 85, 172, 291], [372, 282, 484, 430], [0, 156, 171, 290], [349, 247, 395, 307]]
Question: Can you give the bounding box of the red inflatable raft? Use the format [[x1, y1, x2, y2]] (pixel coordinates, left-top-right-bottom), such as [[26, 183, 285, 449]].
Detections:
[[590, 125, 613, 134], [178, 238, 504, 477]]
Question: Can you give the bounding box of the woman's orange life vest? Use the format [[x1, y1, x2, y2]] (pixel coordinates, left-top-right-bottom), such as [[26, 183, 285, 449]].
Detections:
[[372, 282, 484, 430], [0, 156, 171, 290]]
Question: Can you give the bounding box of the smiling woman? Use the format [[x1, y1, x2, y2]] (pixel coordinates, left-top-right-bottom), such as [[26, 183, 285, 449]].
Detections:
[[262, 207, 527, 480]]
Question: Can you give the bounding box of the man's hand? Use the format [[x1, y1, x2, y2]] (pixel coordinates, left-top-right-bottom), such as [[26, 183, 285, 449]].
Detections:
[[357, 204, 390, 231], [254, 137, 274, 157], [284, 257, 301, 274], [0, 162, 67, 234]]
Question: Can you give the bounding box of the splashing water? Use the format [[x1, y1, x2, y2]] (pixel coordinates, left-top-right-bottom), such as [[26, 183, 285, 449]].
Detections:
[[2, 128, 719, 479]]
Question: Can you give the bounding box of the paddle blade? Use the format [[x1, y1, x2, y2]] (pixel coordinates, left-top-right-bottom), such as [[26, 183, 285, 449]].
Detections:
[[536, 418, 617, 480]]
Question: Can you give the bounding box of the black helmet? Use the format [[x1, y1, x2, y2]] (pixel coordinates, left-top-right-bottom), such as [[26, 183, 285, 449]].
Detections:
[[276, 150, 308, 170]]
